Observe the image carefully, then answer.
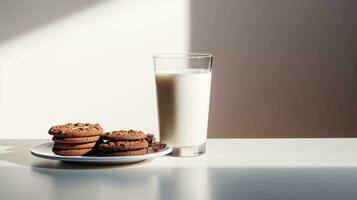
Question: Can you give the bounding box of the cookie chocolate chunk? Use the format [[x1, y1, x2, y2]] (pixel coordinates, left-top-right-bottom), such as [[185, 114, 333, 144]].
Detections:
[[98, 140, 148, 151], [146, 134, 156, 146], [148, 142, 167, 153], [54, 142, 97, 150], [52, 135, 100, 144], [102, 130, 146, 141], [49, 123, 103, 137], [97, 148, 147, 156], [52, 148, 93, 156]]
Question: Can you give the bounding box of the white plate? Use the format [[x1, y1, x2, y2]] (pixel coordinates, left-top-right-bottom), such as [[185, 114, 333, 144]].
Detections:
[[31, 142, 172, 164]]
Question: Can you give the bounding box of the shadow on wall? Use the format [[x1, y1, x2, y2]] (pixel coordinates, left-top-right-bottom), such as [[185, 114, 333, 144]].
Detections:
[[190, 0, 357, 137], [0, 0, 104, 44]]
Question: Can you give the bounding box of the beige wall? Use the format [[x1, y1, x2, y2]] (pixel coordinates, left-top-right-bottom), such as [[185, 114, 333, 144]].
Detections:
[[0, 0, 356, 138], [0, 0, 190, 138], [191, 0, 357, 137]]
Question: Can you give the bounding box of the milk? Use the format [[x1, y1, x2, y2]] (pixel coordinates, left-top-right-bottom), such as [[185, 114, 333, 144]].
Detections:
[[155, 69, 212, 147]]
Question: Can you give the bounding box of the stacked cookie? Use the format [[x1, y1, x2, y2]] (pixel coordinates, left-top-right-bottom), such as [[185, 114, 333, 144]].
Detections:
[[49, 123, 103, 156], [97, 130, 149, 156]]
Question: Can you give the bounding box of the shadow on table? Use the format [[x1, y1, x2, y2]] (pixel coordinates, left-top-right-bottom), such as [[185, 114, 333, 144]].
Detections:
[[30, 166, 210, 200], [31, 166, 357, 200], [0, 139, 151, 169]]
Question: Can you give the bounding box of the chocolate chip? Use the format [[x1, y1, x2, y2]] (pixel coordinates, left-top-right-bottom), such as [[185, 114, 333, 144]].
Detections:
[[146, 134, 156, 146]]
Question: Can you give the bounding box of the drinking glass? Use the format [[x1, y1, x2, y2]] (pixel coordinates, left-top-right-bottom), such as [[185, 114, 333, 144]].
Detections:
[[153, 53, 213, 156]]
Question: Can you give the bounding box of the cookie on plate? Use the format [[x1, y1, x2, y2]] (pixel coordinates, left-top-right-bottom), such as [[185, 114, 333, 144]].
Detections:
[[49, 123, 103, 137], [54, 142, 97, 150], [97, 148, 147, 156], [52, 135, 100, 144], [52, 148, 94, 156], [98, 140, 148, 151], [102, 130, 146, 141], [49, 123, 102, 156]]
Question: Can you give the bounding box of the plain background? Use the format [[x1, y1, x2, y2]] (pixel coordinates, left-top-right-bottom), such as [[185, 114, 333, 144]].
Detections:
[[0, 0, 356, 139]]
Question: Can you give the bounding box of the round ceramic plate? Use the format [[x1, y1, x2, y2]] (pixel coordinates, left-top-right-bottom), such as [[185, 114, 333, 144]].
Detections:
[[31, 142, 172, 164]]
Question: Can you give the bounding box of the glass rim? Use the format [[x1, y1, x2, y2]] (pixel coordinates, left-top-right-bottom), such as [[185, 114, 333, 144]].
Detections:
[[153, 53, 213, 59]]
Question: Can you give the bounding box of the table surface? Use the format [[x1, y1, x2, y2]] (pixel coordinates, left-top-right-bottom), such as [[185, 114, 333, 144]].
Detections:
[[1, 139, 357, 200]]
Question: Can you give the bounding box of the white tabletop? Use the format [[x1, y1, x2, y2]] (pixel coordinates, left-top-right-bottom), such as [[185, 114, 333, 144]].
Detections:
[[1, 139, 357, 200]]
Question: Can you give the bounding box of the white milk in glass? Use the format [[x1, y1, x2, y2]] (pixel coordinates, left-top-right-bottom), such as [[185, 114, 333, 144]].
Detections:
[[155, 68, 211, 147]]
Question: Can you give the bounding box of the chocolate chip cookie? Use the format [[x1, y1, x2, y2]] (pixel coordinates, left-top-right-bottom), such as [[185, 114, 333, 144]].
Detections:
[[98, 140, 148, 151], [97, 129, 150, 157], [49, 123, 102, 156], [102, 130, 146, 141], [49, 123, 103, 137], [52, 148, 94, 156], [52, 135, 100, 144], [97, 148, 147, 156], [54, 142, 97, 150]]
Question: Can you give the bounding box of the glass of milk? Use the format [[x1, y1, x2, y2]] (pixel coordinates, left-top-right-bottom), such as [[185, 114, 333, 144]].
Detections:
[[153, 53, 213, 156]]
